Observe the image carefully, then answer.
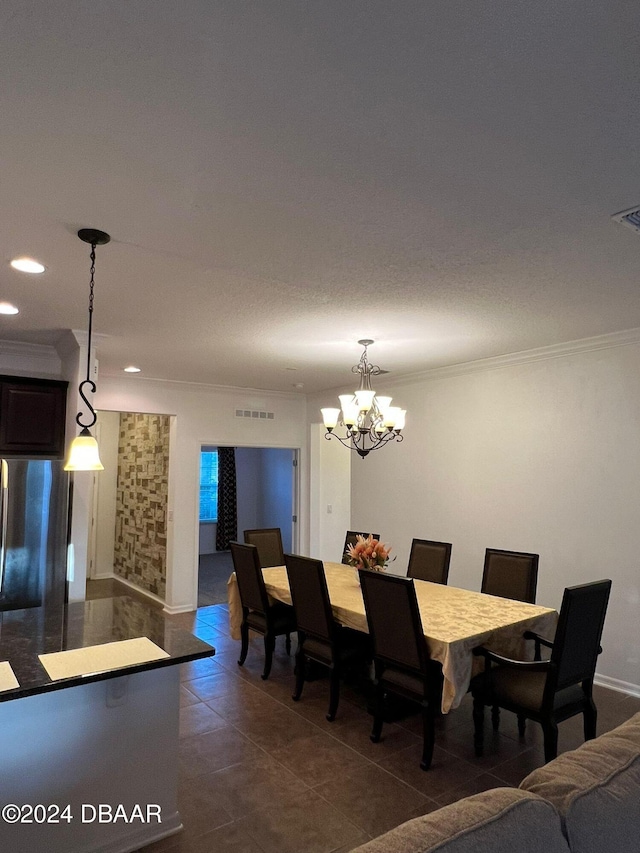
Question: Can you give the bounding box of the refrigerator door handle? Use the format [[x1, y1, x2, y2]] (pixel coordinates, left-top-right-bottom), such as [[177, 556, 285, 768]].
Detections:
[[0, 460, 7, 594]]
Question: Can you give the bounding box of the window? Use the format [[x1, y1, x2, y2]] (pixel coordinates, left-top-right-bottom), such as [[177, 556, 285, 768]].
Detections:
[[199, 450, 219, 522]]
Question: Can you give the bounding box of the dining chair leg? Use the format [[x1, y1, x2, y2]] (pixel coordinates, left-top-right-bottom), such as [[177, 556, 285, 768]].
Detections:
[[583, 698, 597, 741], [370, 682, 385, 743], [238, 620, 249, 667], [517, 713, 527, 736], [542, 720, 559, 763], [491, 704, 500, 731], [472, 694, 485, 756], [292, 648, 305, 701], [285, 632, 292, 655], [326, 664, 341, 722], [420, 702, 435, 771], [262, 634, 275, 680]]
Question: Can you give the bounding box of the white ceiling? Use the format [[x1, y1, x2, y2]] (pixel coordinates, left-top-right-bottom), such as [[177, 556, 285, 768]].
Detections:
[[1, 1, 639, 394]]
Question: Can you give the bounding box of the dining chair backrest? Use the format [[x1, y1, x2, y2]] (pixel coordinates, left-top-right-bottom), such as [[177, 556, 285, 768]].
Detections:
[[243, 528, 284, 568], [406, 538, 452, 585], [230, 541, 270, 614], [548, 579, 612, 694], [481, 548, 539, 603], [285, 554, 336, 644], [342, 530, 381, 564], [359, 570, 429, 674]]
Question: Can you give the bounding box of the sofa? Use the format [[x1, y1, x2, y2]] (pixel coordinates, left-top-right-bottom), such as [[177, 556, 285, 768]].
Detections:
[[351, 711, 640, 853]]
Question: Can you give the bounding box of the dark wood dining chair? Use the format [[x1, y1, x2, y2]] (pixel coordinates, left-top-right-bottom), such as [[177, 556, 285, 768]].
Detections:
[[406, 538, 452, 584], [471, 579, 612, 763], [243, 527, 285, 568], [342, 530, 381, 564], [481, 548, 539, 603], [285, 553, 371, 721], [230, 541, 296, 679], [359, 570, 443, 770]]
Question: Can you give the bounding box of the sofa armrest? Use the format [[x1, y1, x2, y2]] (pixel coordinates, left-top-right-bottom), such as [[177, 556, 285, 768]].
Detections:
[[349, 788, 570, 853], [520, 712, 640, 853]]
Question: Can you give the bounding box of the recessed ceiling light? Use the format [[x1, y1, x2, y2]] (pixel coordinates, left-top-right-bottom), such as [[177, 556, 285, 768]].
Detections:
[[123, 366, 141, 373], [0, 302, 19, 315], [10, 257, 46, 274]]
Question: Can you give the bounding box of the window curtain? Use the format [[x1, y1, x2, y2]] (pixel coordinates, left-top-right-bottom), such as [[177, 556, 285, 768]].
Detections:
[[216, 447, 237, 551]]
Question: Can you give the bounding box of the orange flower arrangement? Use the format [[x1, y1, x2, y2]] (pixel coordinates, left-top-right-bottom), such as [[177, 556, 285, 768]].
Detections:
[[345, 534, 392, 572]]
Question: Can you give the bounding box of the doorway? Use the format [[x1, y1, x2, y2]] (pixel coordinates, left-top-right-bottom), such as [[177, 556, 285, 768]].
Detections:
[[198, 446, 299, 606], [88, 410, 171, 603]]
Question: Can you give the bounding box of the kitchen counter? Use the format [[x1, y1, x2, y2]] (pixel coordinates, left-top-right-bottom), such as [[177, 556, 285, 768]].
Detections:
[[0, 596, 214, 853], [0, 594, 213, 701]]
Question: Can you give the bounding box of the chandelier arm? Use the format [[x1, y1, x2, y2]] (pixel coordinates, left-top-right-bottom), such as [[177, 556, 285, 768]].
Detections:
[[324, 426, 402, 457], [325, 432, 366, 452]]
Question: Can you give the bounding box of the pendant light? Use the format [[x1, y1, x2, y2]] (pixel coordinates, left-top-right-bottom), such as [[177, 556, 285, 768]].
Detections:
[[64, 228, 110, 471]]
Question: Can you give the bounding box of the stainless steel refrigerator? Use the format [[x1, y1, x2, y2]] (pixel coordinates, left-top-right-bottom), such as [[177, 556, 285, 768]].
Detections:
[[0, 459, 70, 612]]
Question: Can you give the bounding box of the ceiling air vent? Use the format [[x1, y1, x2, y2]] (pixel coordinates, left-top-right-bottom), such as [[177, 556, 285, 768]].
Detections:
[[235, 408, 275, 420], [611, 206, 640, 233]]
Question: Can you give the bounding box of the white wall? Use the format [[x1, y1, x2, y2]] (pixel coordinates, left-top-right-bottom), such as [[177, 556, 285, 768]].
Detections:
[[235, 447, 262, 544], [309, 423, 351, 562], [258, 448, 295, 552], [198, 522, 216, 555], [95, 377, 307, 611], [320, 342, 640, 693], [93, 411, 120, 577]]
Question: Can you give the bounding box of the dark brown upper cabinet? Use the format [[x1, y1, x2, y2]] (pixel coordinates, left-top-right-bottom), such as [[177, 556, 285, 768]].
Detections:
[[0, 376, 68, 458]]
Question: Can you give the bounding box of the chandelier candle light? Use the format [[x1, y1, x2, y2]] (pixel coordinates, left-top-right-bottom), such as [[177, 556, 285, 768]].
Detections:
[[321, 340, 406, 458], [64, 228, 111, 472]]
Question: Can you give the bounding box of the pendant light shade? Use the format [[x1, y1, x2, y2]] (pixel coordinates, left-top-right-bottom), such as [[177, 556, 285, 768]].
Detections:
[[64, 228, 110, 472], [65, 427, 104, 471]]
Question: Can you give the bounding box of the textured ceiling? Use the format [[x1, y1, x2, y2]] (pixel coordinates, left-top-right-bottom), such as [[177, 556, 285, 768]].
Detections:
[[1, 1, 639, 393]]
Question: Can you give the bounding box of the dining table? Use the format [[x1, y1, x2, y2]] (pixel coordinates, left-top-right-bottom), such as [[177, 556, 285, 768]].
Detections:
[[227, 561, 558, 713]]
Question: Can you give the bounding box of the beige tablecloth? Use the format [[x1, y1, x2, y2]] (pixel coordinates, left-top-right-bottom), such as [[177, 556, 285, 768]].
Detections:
[[227, 562, 557, 713]]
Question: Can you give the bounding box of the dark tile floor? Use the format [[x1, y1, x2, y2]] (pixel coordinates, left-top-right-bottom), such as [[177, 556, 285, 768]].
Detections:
[[197, 552, 233, 607], [137, 603, 640, 853]]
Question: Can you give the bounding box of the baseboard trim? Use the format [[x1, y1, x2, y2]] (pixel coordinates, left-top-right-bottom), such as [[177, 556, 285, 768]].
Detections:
[[162, 602, 197, 615], [594, 673, 640, 698], [100, 573, 168, 609], [89, 573, 195, 615]]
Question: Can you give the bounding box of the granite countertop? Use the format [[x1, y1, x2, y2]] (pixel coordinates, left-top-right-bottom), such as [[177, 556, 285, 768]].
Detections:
[[0, 595, 214, 703]]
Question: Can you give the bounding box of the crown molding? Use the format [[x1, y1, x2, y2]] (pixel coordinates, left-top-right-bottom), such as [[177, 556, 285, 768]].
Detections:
[[0, 340, 62, 377], [98, 372, 304, 402], [55, 329, 110, 357], [375, 327, 640, 390]]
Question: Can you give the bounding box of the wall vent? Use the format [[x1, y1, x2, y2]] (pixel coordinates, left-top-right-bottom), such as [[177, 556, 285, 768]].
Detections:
[[235, 408, 275, 420], [611, 206, 640, 233]]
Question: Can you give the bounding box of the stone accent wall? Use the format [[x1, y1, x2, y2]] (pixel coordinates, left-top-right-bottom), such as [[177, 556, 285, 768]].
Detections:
[[114, 413, 169, 600]]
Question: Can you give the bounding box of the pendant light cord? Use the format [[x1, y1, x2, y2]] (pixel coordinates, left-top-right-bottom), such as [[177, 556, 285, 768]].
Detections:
[[76, 241, 98, 430]]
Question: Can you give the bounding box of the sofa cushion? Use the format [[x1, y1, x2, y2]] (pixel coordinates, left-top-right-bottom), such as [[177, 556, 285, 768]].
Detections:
[[520, 711, 640, 853], [348, 788, 569, 853]]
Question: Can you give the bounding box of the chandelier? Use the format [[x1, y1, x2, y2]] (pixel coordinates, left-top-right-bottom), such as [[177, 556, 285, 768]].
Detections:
[[321, 340, 406, 458], [64, 228, 111, 472]]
